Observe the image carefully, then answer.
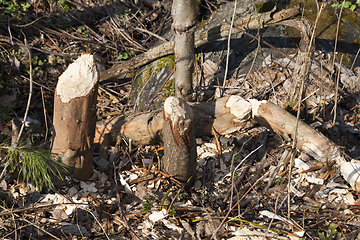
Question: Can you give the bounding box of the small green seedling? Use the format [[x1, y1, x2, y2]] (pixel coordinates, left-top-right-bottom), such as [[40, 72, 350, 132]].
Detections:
[[318, 225, 338, 240], [168, 207, 176, 217], [117, 51, 134, 61], [142, 195, 156, 213], [332, 0, 360, 12], [78, 26, 89, 37]]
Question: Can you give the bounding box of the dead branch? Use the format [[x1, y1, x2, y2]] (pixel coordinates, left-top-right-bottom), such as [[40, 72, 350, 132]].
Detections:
[[96, 96, 360, 191], [99, 7, 299, 81], [95, 96, 251, 145]]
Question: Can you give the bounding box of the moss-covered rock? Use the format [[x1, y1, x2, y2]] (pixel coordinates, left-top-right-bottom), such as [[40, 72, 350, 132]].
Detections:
[[130, 55, 175, 111]]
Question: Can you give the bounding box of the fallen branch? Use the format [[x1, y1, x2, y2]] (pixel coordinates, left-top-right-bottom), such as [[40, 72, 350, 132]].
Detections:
[[96, 96, 360, 191], [95, 96, 251, 145], [99, 7, 299, 81]]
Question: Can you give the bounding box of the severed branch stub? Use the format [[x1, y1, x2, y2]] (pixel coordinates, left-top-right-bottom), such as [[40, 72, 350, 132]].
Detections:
[[162, 97, 197, 184], [52, 54, 99, 181]]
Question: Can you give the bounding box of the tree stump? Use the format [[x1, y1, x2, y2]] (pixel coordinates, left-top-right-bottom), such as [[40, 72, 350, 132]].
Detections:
[[162, 97, 196, 183], [52, 54, 99, 180]]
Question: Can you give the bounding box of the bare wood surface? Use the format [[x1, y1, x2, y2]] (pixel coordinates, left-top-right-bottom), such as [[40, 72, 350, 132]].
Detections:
[[251, 100, 340, 164]]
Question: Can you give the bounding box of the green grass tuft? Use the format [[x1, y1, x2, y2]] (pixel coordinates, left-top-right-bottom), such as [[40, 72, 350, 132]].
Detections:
[[1, 146, 68, 190]]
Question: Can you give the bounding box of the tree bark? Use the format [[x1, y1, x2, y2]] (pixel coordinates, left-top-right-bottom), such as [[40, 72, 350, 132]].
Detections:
[[162, 97, 197, 183], [95, 97, 360, 190], [52, 54, 99, 180], [172, 0, 197, 101], [95, 96, 251, 145]]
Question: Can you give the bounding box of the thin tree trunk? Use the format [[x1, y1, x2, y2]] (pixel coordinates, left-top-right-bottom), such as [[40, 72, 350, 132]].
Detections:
[[172, 0, 197, 101], [161, 0, 197, 183], [52, 54, 99, 180]]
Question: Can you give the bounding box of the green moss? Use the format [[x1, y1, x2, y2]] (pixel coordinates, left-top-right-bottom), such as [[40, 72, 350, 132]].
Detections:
[[155, 55, 175, 74], [341, 11, 360, 27], [340, 54, 352, 68], [131, 63, 153, 105], [254, 3, 263, 12], [283, 0, 360, 69], [164, 78, 173, 91], [157, 56, 175, 97], [136, 55, 175, 90], [287, 0, 359, 39], [196, 20, 206, 30], [138, 63, 153, 89], [162, 78, 174, 97], [354, 38, 360, 45], [132, 55, 175, 106], [287, 101, 297, 109]]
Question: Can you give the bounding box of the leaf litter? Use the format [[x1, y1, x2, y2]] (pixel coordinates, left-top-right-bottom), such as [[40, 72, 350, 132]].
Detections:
[[1, 0, 360, 239]]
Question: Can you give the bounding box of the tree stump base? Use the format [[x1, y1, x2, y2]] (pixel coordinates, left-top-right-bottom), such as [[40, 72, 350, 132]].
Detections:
[[51, 54, 99, 181], [162, 97, 197, 184]]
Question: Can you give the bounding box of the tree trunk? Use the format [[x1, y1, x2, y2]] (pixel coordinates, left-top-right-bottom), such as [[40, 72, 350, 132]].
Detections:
[[52, 54, 99, 180], [162, 97, 197, 183], [161, 0, 197, 184], [172, 0, 197, 101], [95, 96, 251, 145]]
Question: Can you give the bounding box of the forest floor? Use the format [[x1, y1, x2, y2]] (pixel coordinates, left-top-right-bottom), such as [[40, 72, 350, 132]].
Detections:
[[1, 0, 360, 239]]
